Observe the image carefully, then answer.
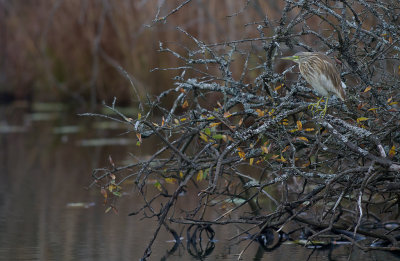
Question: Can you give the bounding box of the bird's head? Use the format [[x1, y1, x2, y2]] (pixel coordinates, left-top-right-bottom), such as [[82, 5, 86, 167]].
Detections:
[[281, 52, 313, 63], [281, 54, 301, 63]]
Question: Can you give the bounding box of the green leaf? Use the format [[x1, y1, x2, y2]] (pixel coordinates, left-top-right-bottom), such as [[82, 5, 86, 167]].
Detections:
[[204, 128, 211, 135], [212, 134, 223, 139], [112, 191, 122, 197]]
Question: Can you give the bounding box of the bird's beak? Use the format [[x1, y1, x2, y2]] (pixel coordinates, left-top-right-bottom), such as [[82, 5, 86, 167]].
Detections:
[[281, 55, 298, 61]]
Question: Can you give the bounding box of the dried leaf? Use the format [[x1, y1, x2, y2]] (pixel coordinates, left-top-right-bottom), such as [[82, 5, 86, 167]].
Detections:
[[101, 188, 108, 199], [261, 146, 269, 154], [165, 177, 177, 184], [282, 145, 290, 153], [161, 116, 165, 126], [301, 161, 311, 168], [237, 148, 246, 159], [105, 207, 112, 213], [363, 86, 372, 93], [256, 109, 265, 117], [297, 137, 309, 142], [210, 122, 221, 128], [223, 112, 232, 118], [182, 100, 189, 109], [275, 84, 283, 91], [357, 117, 369, 123], [389, 145, 396, 158], [108, 155, 115, 168], [108, 184, 116, 192], [296, 120, 303, 130], [196, 170, 204, 181], [136, 133, 142, 142], [199, 132, 208, 142], [238, 118, 244, 126]]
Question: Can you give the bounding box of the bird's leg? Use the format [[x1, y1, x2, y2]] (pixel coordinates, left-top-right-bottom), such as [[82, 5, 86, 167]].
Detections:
[[319, 96, 329, 116], [308, 97, 323, 113]]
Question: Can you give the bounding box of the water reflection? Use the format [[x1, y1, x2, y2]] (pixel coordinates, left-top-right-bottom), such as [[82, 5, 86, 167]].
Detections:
[[0, 105, 399, 260]]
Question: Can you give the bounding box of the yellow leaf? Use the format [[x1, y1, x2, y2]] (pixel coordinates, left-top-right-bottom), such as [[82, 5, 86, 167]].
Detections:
[[261, 146, 269, 154], [290, 128, 299, 133], [275, 84, 283, 91], [199, 132, 208, 142], [389, 102, 398, 106], [108, 184, 116, 192], [368, 108, 378, 112], [165, 178, 177, 184], [281, 118, 289, 125], [256, 159, 263, 164], [387, 96, 393, 103], [210, 122, 221, 128], [363, 86, 372, 93], [237, 148, 246, 159], [357, 117, 369, 123], [269, 109, 275, 116], [301, 162, 311, 168], [389, 145, 396, 158], [136, 133, 142, 142], [276, 155, 286, 162], [180, 118, 187, 122], [296, 120, 303, 130], [256, 109, 265, 117], [282, 145, 290, 153], [270, 155, 279, 160], [196, 170, 204, 181], [224, 112, 232, 118], [174, 119, 179, 125], [179, 171, 184, 178], [207, 116, 215, 120], [297, 137, 309, 142], [249, 158, 254, 165], [222, 135, 228, 142], [182, 100, 189, 109], [304, 128, 315, 132]]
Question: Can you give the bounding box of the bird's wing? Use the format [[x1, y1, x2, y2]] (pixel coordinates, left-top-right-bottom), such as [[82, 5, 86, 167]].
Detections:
[[322, 60, 346, 101]]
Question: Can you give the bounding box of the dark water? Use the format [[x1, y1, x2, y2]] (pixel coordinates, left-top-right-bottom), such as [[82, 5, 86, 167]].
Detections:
[[0, 104, 398, 260]]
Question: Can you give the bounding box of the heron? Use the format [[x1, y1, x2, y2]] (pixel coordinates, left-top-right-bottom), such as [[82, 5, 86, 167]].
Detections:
[[281, 52, 346, 116]]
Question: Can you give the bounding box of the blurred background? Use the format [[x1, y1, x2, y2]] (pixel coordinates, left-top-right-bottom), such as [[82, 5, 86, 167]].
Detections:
[[0, 1, 285, 110]]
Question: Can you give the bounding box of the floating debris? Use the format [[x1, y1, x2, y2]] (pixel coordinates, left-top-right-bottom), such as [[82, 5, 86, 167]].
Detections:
[[78, 138, 136, 147], [66, 202, 96, 208]]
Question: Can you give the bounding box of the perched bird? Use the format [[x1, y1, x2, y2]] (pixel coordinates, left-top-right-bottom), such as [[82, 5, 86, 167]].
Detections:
[[282, 52, 346, 115]]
